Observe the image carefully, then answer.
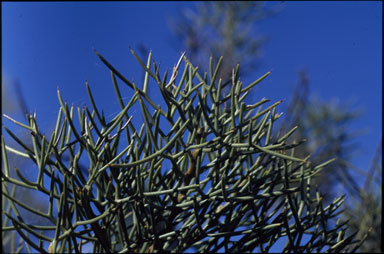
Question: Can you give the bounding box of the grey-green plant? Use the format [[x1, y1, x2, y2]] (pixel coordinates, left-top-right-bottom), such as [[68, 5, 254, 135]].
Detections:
[[169, 2, 379, 251], [279, 71, 381, 253], [2, 50, 365, 253], [279, 71, 364, 201], [2, 77, 52, 253]]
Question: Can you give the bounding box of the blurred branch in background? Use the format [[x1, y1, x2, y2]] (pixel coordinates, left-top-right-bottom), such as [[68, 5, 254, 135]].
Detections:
[[281, 71, 364, 203], [281, 71, 382, 252], [168, 1, 280, 81], [343, 140, 382, 253], [168, 1, 381, 252], [168, 1, 281, 111]]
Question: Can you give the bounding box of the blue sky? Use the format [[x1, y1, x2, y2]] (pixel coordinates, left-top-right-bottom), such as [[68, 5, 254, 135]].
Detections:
[[2, 1, 382, 252], [3, 1, 381, 173]]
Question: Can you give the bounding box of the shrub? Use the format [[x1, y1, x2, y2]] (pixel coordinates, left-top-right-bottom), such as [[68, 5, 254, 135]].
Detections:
[[2, 49, 364, 253]]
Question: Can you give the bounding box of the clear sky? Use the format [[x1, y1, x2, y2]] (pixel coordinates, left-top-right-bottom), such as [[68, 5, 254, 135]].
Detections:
[[2, 1, 382, 251], [3, 1, 381, 173]]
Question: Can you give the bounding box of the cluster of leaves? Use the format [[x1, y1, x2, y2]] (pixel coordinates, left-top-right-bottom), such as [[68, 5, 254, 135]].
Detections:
[[2, 50, 364, 253]]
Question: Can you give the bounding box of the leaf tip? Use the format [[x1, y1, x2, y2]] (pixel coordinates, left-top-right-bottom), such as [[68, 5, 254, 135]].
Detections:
[[93, 48, 100, 56]]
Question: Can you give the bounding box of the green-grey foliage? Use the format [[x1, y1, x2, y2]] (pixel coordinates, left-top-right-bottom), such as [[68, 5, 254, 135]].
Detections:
[[170, 2, 379, 252], [280, 72, 381, 253], [2, 50, 364, 253], [280, 71, 364, 202]]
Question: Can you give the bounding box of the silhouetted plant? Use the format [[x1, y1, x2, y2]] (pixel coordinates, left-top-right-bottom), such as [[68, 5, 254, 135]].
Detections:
[[2, 50, 364, 253]]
